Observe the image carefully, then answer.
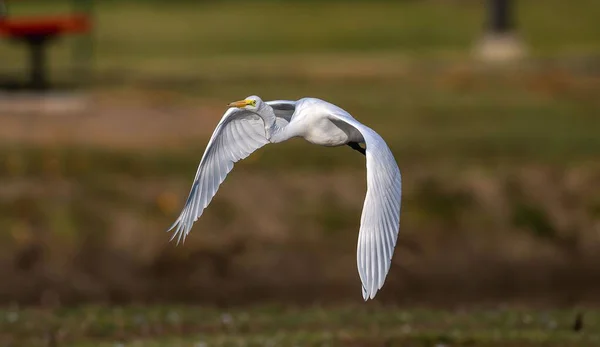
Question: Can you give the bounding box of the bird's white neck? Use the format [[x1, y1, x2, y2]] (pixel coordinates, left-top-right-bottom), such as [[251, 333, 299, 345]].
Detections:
[[259, 104, 289, 143]]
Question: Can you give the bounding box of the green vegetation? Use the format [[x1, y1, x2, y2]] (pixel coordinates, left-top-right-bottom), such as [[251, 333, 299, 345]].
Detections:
[[2, 1, 598, 163], [1, 0, 600, 76], [1, 305, 599, 346]]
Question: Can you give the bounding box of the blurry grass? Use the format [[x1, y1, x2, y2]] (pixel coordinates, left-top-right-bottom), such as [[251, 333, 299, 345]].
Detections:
[[1, 0, 600, 79], [1, 1, 598, 159], [0, 305, 598, 346], [2, 56, 600, 168]]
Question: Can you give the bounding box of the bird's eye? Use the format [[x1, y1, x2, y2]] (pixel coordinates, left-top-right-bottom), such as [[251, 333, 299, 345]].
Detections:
[[250, 100, 257, 106]]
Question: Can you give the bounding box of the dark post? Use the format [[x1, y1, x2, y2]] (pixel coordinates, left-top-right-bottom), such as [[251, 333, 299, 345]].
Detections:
[[27, 36, 50, 91], [477, 0, 524, 61], [488, 0, 513, 34]]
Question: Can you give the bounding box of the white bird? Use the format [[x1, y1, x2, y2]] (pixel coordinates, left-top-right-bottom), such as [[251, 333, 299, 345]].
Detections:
[[168, 96, 402, 300]]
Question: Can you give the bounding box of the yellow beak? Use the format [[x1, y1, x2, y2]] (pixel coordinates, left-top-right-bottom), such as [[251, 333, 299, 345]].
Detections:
[[227, 100, 250, 108]]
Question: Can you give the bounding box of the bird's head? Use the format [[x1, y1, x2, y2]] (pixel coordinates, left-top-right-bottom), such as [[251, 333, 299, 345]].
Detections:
[[227, 95, 264, 111], [227, 95, 275, 141]]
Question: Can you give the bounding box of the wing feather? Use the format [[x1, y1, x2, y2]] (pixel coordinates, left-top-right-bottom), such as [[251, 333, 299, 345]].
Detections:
[[168, 108, 269, 244], [328, 110, 402, 300], [266, 100, 296, 127]]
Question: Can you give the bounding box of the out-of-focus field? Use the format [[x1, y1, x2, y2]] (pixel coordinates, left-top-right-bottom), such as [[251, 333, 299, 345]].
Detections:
[[0, 0, 599, 314], [1, 305, 599, 346]]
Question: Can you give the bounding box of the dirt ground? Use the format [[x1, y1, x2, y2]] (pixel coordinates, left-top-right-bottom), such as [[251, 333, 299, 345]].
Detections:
[[0, 91, 223, 150]]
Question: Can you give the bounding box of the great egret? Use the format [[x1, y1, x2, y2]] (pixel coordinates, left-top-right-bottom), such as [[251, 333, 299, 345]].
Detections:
[[168, 96, 401, 300]]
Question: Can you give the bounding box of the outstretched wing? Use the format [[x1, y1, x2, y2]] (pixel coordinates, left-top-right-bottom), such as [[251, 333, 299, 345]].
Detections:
[[168, 108, 269, 244], [266, 100, 296, 127], [327, 106, 402, 301]]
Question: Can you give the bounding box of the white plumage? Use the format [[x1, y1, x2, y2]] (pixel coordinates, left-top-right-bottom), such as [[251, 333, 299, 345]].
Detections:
[[168, 95, 402, 300]]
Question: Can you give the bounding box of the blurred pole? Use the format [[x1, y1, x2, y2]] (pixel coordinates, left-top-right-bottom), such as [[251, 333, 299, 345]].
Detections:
[[475, 0, 525, 62], [28, 36, 50, 91], [488, 0, 511, 34]]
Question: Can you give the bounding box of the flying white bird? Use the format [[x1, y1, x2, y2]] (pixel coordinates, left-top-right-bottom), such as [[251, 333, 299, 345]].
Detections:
[[168, 96, 402, 300]]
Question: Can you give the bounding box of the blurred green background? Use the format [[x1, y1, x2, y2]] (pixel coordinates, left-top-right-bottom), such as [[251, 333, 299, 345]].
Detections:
[[0, 0, 599, 345]]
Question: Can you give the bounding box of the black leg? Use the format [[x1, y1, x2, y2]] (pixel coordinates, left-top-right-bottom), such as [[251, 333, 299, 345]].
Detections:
[[347, 142, 366, 156]]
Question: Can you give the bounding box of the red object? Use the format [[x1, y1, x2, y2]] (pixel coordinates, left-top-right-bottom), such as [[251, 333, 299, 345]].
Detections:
[[0, 15, 90, 37]]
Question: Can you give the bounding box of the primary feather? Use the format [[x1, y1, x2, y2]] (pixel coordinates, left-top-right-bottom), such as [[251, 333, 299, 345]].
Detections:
[[168, 108, 269, 244]]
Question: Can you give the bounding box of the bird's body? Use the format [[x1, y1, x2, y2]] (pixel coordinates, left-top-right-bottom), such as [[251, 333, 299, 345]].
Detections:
[[168, 96, 401, 300], [270, 98, 364, 146]]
